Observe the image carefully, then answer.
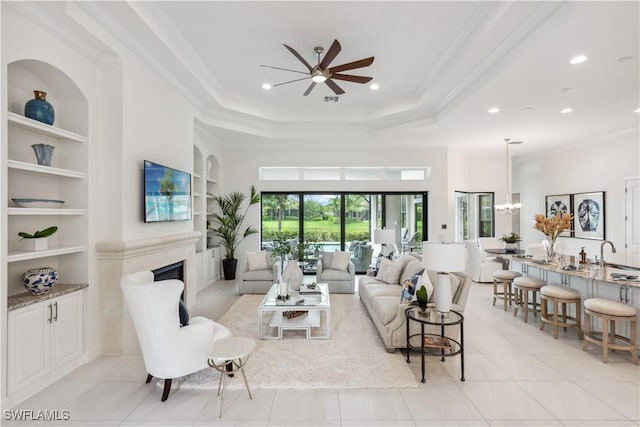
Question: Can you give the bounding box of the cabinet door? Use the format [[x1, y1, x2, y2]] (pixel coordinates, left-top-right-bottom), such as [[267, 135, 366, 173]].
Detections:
[[205, 248, 215, 283], [51, 291, 84, 369], [211, 247, 219, 279], [7, 301, 51, 394]]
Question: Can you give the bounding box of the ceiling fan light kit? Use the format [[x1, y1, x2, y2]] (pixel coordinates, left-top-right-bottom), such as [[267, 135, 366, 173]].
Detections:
[[261, 39, 374, 96]]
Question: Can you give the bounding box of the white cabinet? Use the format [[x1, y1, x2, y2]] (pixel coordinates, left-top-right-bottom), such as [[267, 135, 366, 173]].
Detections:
[[203, 246, 221, 286], [7, 289, 84, 396]]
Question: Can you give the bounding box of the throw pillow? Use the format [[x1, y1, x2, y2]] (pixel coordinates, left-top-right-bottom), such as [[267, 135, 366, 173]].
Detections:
[[320, 251, 334, 269], [400, 269, 424, 303], [329, 251, 352, 271], [246, 251, 268, 271], [376, 257, 403, 284], [178, 299, 189, 327]]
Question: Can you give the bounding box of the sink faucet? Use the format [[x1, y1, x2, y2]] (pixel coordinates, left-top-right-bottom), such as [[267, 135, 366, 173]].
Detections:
[[600, 240, 617, 268]]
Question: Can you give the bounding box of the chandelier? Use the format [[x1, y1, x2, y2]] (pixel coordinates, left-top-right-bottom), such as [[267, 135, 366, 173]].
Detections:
[[495, 138, 522, 215]]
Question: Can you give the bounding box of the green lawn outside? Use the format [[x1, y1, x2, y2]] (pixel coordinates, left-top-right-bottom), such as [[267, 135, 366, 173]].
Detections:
[[262, 219, 370, 241]]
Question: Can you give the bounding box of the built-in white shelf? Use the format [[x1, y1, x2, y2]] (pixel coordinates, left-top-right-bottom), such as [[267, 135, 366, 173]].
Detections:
[[193, 192, 202, 197], [193, 211, 202, 216], [8, 246, 87, 262], [8, 112, 87, 143], [8, 160, 86, 179], [193, 173, 202, 179], [207, 178, 218, 184], [7, 208, 87, 216]]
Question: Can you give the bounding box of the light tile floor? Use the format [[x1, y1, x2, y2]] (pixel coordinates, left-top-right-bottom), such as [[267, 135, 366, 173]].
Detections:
[[6, 278, 640, 427]]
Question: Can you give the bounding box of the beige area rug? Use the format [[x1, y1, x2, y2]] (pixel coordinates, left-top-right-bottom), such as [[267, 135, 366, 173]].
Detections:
[[165, 293, 418, 390]]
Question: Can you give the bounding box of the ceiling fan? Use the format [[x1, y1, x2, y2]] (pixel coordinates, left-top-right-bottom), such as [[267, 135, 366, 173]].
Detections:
[[260, 39, 374, 96]]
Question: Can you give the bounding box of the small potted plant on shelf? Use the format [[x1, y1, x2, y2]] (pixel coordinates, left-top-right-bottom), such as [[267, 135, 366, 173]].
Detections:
[[499, 232, 521, 252], [18, 226, 58, 251]]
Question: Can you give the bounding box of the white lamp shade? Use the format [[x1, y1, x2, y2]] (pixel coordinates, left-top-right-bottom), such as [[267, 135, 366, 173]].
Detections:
[[373, 229, 396, 245], [422, 242, 466, 272]]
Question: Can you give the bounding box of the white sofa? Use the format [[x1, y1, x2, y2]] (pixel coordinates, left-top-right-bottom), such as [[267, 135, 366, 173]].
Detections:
[[359, 254, 472, 352]]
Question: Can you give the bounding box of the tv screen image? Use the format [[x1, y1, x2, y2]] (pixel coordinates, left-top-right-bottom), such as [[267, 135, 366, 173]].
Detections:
[[144, 160, 192, 222]]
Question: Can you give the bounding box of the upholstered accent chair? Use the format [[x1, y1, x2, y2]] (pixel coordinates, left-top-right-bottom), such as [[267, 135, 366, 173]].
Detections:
[[317, 251, 356, 293], [465, 239, 504, 283], [121, 271, 232, 401], [350, 242, 374, 273], [239, 251, 281, 294]]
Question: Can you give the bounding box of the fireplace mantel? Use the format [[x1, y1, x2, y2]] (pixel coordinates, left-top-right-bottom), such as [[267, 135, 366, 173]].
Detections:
[[96, 232, 200, 354]]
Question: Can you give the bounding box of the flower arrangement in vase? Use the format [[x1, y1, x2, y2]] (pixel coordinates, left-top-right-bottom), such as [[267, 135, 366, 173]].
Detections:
[[534, 212, 572, 260]]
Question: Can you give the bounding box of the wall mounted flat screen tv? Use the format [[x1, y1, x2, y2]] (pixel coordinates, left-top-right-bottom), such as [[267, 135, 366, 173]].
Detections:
[[144, 160, 192, 223]]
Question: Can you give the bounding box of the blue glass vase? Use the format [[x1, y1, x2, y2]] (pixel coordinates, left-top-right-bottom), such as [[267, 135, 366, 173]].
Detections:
[[25, 90, 55, 125]]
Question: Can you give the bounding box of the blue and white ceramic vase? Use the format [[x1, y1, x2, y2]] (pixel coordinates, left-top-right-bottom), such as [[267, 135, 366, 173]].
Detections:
[[25, 90, 55, 125], [22, 267, 58, 295]]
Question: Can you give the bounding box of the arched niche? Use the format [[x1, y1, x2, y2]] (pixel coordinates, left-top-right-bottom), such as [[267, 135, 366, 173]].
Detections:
[[207, 154, 220, 183], [7, 59, 88, 134]]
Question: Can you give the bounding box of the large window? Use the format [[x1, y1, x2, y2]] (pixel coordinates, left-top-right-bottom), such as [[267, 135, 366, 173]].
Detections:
[[261, 192, 427, 274]]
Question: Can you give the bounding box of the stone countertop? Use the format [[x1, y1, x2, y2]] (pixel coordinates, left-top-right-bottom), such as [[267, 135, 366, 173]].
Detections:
[[8, 283, 88, 311], [511, 256, 640, 288]]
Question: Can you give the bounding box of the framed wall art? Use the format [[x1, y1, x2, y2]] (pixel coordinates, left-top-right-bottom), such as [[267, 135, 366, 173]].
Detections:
[[573, 191, 605, 240], [545, 194, 572, 237]]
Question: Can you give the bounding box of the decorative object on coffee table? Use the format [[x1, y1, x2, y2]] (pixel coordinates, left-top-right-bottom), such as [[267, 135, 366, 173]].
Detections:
[[25, 90, 55, 125], [282, 258, 303, 291], [422, 242, 465, 314], [31, 143, 55, 166], [22, 267, 58, 294]]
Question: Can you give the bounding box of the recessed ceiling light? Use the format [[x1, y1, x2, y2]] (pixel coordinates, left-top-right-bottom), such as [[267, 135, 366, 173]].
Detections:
[[617, 55, 634, 62], [569, 55, 588, 65], [635, 108, 640, 113], [523, 106, 534, 111], [262, 83, 272, 90], [488, 107, 500, 114], [560, 108, 573, 114], [370, 83, 379, 90]]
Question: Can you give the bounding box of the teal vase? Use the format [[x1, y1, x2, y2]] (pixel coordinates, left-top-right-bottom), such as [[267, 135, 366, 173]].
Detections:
[[25, 90, 55, 125]]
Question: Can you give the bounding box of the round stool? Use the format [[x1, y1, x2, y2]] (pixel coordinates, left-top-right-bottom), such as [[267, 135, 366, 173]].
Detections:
[[582, 298, 638, 364], [539, 285, 583, 340], [512, 276, 546, 323], [493, 270, 522, 311]]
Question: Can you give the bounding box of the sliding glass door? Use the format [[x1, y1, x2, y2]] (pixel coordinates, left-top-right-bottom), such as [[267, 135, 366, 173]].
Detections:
[[261, 191, 427, 274]]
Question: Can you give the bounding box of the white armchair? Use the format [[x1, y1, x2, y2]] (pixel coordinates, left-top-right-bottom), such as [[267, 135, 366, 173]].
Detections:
[[240, 251, 281, 294], [121, 271, 231, 401], [317, 251, 356, 293], [465, 240, 504, 283]]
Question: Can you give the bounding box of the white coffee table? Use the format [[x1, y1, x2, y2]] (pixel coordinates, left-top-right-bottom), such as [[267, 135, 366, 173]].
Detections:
[[258, 282, 331, 340]]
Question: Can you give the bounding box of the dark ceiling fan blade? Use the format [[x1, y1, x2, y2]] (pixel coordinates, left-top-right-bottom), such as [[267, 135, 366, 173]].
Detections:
[[331, 74, 373, 84], [283, 44, 314, 72], [303, 82, 317, 96], [325, 78, 345, 95], [329, 57, 375, 73], [318, 39, 342, 70], [272, 76, 312, 88], [260, 65, 309, 75]]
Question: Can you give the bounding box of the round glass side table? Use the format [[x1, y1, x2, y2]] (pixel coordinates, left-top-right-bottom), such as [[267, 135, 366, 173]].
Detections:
[[404, 306, 464, 383]]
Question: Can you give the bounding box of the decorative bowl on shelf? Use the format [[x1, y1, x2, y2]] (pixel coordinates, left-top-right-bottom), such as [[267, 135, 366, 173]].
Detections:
[[22, 267, 58, 295], [12, 198, 65, 209]]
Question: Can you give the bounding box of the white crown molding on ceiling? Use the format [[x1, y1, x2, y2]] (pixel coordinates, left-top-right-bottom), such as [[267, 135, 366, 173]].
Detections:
[[62, 1, 565, 138]]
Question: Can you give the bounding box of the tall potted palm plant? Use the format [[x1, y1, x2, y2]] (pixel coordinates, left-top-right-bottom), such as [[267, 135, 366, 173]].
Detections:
[[210, 185, 260, 280]]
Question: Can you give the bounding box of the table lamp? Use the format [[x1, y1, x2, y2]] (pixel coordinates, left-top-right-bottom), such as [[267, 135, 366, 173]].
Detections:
[[422, 242, 466, 314], [373, 228, 397, 259]]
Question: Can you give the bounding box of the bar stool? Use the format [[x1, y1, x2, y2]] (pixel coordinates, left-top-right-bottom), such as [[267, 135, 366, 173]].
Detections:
[[512, 276, 546, 323], [539, 285, 583, 340], [493, 270, 522, 311], [582, 298, 638, 364]]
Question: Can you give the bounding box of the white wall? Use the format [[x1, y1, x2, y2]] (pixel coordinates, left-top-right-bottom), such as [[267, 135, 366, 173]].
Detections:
[[514, 132, 639, 266]]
